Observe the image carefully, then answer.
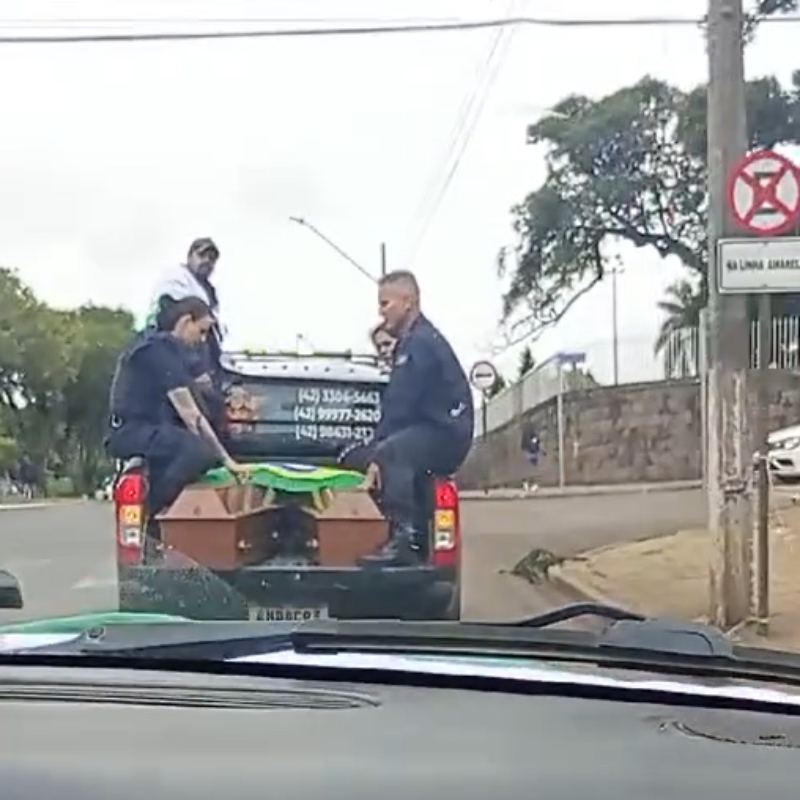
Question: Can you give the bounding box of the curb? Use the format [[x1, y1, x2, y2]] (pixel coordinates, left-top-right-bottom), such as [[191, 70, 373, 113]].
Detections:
[[548, 564, 619, 606], [0, 499, 88, 512], [0, 503, 56, 511], [548, 564, 718, 631], [460, 480, 702, 502]]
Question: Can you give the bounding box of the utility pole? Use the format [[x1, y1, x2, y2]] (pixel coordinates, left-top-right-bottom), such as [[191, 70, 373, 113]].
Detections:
[[706, 0, 753, 628], [380, 242, 387, 276]]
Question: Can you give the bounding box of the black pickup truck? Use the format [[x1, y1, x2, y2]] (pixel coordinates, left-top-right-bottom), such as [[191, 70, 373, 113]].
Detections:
[[112, 351, 462, 622]]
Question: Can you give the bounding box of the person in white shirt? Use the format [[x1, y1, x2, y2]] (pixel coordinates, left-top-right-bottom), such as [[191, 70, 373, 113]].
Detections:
[[145, 237, 221, 330]]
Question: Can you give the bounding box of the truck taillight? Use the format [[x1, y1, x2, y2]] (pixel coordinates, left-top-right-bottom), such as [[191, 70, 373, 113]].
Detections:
[[432, 478, 459, 567], [114, 472, 145, 565]]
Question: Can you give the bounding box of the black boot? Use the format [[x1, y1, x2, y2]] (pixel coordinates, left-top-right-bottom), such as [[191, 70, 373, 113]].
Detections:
[[359, 522, 421, 567]]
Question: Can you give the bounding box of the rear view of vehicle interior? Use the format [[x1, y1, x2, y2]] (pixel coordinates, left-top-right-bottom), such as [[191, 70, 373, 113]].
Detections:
[[4, 663, 800, 799]]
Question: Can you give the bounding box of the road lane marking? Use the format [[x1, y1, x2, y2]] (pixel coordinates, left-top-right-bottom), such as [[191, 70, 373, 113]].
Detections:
[[0, 500, 88, 511]]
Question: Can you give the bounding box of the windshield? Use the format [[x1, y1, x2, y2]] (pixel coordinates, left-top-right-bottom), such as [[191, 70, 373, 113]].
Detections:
[[4, 2, 800, 678]]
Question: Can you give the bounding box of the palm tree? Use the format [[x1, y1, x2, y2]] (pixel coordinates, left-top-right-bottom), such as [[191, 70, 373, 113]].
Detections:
[[654, 278, 706, 378]]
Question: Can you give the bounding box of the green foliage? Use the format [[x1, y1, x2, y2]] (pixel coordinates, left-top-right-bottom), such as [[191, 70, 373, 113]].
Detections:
[[517, 346, 535, 379], [654, 279, 706, 356], [562, 367, 599, 391], [0, 266, 134, 495], [62, 306, 136, 493], [0, 436, 17, 473], [746, 0, 798, 39], [46, 475, 76, 499], [486, 373, 507, 398], [500, 67, 800, 344]]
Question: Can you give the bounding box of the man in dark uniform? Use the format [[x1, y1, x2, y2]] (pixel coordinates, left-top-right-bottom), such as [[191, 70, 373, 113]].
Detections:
[[147, 237, 227, 435], [106, 295, 250, 521], [152, 294, 225, 437], [358, 270, 474, 565]]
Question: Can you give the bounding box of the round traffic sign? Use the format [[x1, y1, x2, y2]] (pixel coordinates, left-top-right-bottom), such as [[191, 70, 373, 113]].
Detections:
[[469, 360, 498, 391], [727, 149, 800, 235]]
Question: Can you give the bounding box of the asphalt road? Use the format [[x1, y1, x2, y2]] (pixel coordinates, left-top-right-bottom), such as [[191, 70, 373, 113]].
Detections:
[[0, 486, 710, 625], [0, 502, 117, 623]]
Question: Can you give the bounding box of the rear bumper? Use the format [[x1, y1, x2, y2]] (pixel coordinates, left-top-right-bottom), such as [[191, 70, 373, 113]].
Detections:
[[118, 562, 459, 621]]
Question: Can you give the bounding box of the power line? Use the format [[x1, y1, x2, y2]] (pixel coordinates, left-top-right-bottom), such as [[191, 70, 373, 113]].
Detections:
[[0, 17, 465, 26], [0, 15, 799, 45], [405, 6, 518, 266], [405, 4, 515, 264]]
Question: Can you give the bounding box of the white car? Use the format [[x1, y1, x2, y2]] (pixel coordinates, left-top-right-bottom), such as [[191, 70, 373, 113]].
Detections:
[[768, 423, 800, 481]]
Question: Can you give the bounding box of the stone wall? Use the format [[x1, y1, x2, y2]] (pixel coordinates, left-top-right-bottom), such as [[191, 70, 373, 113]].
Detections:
[[458, 371, 800, 489]]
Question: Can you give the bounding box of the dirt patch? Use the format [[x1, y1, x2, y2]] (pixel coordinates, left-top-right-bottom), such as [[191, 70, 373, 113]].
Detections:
[[557, 502, 800, 651]]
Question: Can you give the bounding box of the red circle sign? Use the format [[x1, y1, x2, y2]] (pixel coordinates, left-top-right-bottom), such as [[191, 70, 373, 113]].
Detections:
[[726, 149, 800, 235]]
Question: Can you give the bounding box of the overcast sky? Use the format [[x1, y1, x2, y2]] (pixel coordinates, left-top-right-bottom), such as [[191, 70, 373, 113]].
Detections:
[[1, 0, 798, 383]]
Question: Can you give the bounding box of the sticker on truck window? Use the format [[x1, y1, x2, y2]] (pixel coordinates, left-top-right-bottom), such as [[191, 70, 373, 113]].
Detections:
[[226, 380, 382, 446]]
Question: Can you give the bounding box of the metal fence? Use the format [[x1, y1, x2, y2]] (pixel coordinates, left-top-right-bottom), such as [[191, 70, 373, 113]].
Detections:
[[475, 315, 800, 435]]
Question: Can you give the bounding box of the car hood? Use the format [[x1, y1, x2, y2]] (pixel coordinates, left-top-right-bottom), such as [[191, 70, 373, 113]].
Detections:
[[769, 424, 800, 444], [2, 613, 800, 708]]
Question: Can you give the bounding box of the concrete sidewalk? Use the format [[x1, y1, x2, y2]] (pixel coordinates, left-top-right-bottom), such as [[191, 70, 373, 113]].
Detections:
[[459, 480, 702, 501]]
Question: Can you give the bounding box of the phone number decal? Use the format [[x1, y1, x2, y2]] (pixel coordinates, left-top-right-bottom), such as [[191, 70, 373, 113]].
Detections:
[[294, 425, 374, 442], [293, 406, 380, 424], [297, 386, 381, 406]]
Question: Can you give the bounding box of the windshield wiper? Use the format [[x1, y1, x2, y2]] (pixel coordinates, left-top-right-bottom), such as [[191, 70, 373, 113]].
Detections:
[[21, 602, 639, 657], [18, 601, 800, 687]]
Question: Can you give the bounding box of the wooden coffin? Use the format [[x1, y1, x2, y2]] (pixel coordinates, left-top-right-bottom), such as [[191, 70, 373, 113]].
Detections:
[[312, 489, 389, 566], [157, 482, 274, 570]]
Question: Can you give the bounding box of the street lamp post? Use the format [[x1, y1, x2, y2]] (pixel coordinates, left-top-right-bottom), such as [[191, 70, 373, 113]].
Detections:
[[289, 216, 386, 283]]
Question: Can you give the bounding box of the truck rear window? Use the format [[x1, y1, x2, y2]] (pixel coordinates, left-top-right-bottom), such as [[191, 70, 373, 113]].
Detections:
[[225, 378, 383, 457]]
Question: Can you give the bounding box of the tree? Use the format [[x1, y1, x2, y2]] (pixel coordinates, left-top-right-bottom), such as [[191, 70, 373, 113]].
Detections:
[[0, 436, 17, 475], [486, 373, 507, 398], [745, 0, 798, 39], [62, 305, 135, 493], [0, 268, 82, 465], [562, 366, 599, 391], [655, 279, 706, 377], [0, 268, 78, 410], [498, 64, 800, 347], [0, 268, 133, 494], [517, 346, 535, 379]]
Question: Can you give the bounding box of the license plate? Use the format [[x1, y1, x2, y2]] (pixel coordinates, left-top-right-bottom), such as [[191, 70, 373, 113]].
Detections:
[[248, 606, 329, 622]]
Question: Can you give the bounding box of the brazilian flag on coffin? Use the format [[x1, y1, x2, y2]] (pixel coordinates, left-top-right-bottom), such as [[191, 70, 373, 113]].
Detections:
[[199, 462, 364, 494]]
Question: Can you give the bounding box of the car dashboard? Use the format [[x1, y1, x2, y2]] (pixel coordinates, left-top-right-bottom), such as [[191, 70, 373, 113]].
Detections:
[[3, 664, 800, 799]]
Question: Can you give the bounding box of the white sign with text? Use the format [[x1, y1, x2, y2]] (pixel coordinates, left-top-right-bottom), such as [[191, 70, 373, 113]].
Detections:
[[718, 237, 800, 293]]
